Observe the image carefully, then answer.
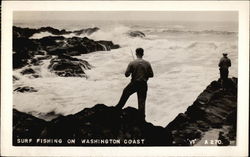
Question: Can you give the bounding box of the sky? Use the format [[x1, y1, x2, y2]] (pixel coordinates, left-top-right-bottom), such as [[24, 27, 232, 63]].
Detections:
[[14, 11, 238, 22]]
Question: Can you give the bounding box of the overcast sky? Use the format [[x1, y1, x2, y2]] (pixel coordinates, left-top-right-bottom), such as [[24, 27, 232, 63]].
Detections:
[[14, 11, 238, 22]]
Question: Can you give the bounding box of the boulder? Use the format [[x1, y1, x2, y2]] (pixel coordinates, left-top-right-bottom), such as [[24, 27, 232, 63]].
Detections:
[[128, 31, 146, 38], [14, 86, 38, 93], [48, 54, 92, 77], [73, 27, 100, 35], [20, 68, 36, 75], [97, 40, 120, 50]]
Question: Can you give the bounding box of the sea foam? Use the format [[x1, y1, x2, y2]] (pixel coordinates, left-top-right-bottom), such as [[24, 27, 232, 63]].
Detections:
[[13, 24, 238, 126]]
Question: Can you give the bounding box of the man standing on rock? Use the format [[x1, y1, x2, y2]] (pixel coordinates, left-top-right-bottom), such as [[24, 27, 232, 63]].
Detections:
[[218, 53, 231, 89], [116, 48, 154, 121]]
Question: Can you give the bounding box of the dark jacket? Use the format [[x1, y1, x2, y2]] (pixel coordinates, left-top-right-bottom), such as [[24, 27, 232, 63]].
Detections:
[[125, 58, 154, 82], [218, 56, 231, 69]]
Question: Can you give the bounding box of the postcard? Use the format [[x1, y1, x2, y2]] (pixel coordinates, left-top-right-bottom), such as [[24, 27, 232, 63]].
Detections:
[[1, 1, 249, 156]]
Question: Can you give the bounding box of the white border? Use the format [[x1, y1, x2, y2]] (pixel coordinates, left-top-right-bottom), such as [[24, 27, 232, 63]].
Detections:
[[1, 1, 249, 156]]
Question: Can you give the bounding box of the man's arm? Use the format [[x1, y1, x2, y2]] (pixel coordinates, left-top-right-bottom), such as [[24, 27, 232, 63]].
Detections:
[[147, 63, 154, 78], [125, 62, 132, 77], [218, 58, 222, 67], [228, 59, 231, 67]]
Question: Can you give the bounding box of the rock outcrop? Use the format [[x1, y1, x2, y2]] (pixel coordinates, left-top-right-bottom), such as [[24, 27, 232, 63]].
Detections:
[[14, 86, 38, 93], [13, 78, 237, 146], [48, 54, 92, 77], [72, 27, 100, 36], [165, 78, 237, 146], [13, 104, 172, 146], [128, 31, 146, 38], [13, 26, 120, 69], [13, 26, 100, 38]]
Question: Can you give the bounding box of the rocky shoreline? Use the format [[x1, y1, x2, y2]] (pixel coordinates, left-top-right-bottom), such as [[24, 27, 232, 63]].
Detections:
[[13, 26, 120, 70], [13, 78, 237, 146], [13, 26, 237, 146]]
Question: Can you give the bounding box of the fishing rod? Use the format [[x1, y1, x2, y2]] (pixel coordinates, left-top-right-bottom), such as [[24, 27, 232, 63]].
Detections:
[[130, 48, 135, 60]]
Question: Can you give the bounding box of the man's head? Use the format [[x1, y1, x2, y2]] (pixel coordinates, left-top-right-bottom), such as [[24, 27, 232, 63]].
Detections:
[[223, 53, 228, 57], [136, 48, 144, 58]]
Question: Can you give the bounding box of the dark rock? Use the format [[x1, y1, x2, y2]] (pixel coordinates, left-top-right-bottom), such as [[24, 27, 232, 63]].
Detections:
[[97, 40, 120, 50], [48, 54, 92, 77], [20, 68, 36, 75], [13, 37, 39, 69], [13, 26, 120, 69], [14, 86, 38, 93], [13, 104, 172, 146], [45, 36, 119, 56], [31, 74, 40, 78], [35, 50, 47, 55], [165, 79, 237, 146], [218, 132, 230, 146], [38, 36, 65, 46], [13, 109, 46, 142], [38, 27, 69, 35], [30, 58, 43, 66], [165, 113, 189, 130], [13, 26, 37, 38], [13, 75, 19, 82], [128, 31, 146, 38], [73, 27, 100, 35], [210, 80, 222, 89]]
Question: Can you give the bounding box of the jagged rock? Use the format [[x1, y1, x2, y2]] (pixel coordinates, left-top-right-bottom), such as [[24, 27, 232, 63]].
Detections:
[[128, 31, 146, 38], [73, 27, 100, 35], [38, 36, 65, 46], [13, 26, 101, 39], [44, 35, 118, 55], [38, 27, 69, 35], [13, 37, 39, 69], [20, 68, 36, 75], [165, 78, 237, 146], [13, 75, 19, 82], [48, 54, 92, 77], [217, 131, 230, 146], [13, 104, 172, 146], [97, 40, 120, 50], [13, 26, 120, 69], [13, 109, 47, 140], [14, 86, 38, 93]]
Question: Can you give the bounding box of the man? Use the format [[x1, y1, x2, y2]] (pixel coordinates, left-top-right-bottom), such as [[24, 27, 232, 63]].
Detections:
[[116, 48, 154, 120], [218, 53, 231, 89]]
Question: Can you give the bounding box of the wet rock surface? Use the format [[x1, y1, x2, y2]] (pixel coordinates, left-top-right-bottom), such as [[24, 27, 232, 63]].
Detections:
[[20, 68, 36, 75], [165, 78, 237, 146], [128, 31, 146, 38], [48, 54, 92, 77], [13, 26, 120, 69], [13, 78, 237, 146], [14, 86, 38, 93], [13, 26, 99, 38]]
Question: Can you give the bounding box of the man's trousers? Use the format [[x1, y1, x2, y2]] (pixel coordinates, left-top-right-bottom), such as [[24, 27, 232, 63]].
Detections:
[[116, 81, 148, 118]]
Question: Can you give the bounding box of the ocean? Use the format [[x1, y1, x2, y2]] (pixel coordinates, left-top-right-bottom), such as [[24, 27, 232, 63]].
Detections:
[[13, 20, 238, 126]]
